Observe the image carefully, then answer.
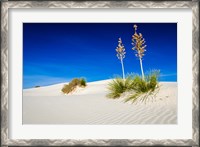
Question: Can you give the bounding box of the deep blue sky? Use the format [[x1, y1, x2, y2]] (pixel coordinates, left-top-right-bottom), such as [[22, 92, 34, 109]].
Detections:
[[23, 23, 177, 89]]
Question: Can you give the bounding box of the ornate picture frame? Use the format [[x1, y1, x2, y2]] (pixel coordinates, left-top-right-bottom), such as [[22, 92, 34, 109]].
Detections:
[[1, 1, 199, 146]]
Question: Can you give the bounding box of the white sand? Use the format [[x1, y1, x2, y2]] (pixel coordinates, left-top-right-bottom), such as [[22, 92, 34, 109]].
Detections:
[[23, 80, 177, 124]]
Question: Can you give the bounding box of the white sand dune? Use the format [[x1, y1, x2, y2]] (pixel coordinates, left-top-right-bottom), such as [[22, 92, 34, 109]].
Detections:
[[23, 80, 177, 124]]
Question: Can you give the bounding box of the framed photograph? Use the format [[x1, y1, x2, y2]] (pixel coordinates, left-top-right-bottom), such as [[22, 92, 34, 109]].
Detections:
[[1, 1, 199, 146]]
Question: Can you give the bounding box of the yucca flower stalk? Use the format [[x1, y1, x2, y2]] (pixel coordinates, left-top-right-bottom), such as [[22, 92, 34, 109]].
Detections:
[[116, 38, 126, 80], [132, 24, 147, 80]]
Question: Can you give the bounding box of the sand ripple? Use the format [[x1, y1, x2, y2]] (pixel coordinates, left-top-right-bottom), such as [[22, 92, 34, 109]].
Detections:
[[23, 81, 177, 124]]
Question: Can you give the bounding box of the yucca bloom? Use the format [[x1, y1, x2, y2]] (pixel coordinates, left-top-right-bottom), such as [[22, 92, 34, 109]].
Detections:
[[132, 25, 147, 80], [116, 38, 126, 80]]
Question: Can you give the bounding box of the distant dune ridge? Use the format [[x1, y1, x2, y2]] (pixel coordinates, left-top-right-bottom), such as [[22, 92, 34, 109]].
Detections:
[[23, 80, 177, 124]]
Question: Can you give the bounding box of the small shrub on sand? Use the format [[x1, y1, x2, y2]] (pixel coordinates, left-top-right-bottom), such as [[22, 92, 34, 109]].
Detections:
[[34, 86, 40, 88], [61, 78, 87, 94], [70, 78, 81, 87], [61, 84, 72, 94], [107, 70, 160, 103]]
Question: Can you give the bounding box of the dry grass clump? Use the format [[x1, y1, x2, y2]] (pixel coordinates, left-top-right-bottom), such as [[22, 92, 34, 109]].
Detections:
[[61, 78, 86, 94]]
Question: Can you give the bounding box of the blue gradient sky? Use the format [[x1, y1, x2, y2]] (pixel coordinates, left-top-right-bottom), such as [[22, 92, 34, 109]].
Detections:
[[23, 23, 177, 89]]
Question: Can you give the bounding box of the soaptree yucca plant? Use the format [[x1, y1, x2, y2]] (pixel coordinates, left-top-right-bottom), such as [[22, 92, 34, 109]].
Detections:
[[132, 24, 147, 80], [124, 70, 160, 103], [116, 38, 126, 80], [106, 75, 134, 99]]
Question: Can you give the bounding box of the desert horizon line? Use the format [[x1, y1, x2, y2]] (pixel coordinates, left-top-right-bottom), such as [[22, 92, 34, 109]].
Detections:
[[23, 77, 177, 89]]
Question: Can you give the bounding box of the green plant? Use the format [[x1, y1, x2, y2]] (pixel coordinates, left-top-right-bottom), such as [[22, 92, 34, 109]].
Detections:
[[61, 78, 87, 94], [107, 70, 160, 103], [106, 75, 133, 98], [125, 70, 160, 103], [80, 78, 87, 87], [145, 70, 160, 91]]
